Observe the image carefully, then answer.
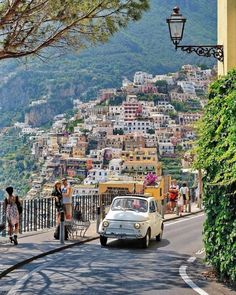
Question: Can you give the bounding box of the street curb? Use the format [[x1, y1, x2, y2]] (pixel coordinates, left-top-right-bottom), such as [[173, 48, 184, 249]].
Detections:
[[0, 235, 99, 280], [163, 209, 204, 222], [0, 210, 204, 280]]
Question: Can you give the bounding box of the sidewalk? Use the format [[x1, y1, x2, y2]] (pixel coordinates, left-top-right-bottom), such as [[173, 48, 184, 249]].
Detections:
[[0, 203, 203, 279]]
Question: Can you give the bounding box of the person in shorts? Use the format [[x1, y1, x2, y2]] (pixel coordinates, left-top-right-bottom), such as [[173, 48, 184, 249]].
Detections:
[[61, 178, 72, 220], [179, 182, 190, 212]]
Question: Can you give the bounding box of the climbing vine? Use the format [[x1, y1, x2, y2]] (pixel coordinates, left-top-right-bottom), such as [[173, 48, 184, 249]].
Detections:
[[195, 70, 236, 283]]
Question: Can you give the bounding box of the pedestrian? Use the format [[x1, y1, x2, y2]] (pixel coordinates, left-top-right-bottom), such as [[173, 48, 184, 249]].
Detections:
[[168, 179, 179, 213], [4, 187, 21, 245], [61, 178, 72, 220], [179, 182, 190, 212], [51, 180, 63, 225]]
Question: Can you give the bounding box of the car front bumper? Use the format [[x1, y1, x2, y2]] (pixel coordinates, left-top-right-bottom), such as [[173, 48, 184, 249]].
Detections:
[[99, 228, 145, 240], [100, 233, 144, 239]]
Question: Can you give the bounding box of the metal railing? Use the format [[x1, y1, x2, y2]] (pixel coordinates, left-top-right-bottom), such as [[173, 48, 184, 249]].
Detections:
[[0, 195, 101, 238], [0, 191, 198, 238]]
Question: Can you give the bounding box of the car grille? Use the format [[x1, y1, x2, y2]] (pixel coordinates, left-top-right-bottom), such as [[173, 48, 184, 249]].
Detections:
[[105, 221, 137, 235], [107, 227, 135, 235]]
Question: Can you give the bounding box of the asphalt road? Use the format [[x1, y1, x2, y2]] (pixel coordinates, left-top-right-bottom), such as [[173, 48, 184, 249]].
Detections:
[[0, 213, 210, 295]]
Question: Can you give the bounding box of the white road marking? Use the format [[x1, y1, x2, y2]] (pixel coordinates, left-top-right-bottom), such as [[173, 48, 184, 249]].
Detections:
[[179, 265, 208, 295], [165, 213, 204, 227], [187, 256, 196, 263]]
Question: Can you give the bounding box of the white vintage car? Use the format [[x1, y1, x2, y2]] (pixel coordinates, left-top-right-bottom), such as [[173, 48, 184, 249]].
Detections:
[[98, 195, 164, 248]]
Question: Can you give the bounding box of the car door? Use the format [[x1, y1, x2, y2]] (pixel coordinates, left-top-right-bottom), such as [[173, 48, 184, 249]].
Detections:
[[155, 200, 162, 234], [149, 200, 159, 237]]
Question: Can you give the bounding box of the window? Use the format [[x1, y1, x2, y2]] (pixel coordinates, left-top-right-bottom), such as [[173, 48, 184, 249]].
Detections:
[[149, 201, 156, 213]]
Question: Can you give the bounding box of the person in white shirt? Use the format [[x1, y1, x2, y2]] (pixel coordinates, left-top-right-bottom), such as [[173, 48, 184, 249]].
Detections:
[[179, 183, 190, 213], [61, 178, 72, 220]]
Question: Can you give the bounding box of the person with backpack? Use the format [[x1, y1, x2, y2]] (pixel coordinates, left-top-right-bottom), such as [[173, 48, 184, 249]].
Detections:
[[168, 179, 179, 213], [4, 186, 21, 245]]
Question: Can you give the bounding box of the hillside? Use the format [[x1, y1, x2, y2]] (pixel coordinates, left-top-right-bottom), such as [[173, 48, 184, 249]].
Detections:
[[0, 0, 217, 127]]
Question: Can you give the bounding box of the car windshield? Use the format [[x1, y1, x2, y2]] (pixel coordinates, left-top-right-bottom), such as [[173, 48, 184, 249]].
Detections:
[[111, 198, 148, 213]]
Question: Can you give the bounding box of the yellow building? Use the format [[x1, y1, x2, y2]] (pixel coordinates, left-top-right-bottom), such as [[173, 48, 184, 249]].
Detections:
[[218, 0, 236, 75], [72, 145, 87, 158], [121, 148, 162, 178], [99, 181, 144, 195], [48, 136, 59, 154], [121, 148, 158, 162], [144, 175, 171, 201]]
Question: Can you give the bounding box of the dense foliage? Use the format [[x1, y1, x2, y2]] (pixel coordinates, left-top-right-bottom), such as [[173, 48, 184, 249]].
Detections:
[[0, 128, 40, 200], [0, 0, 149, 60], [195, 70, 236, 282], [161, 156, 194, 186]]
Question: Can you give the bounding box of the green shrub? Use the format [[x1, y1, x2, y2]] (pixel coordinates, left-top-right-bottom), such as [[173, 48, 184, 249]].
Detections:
[[195, 70, 236, 283]]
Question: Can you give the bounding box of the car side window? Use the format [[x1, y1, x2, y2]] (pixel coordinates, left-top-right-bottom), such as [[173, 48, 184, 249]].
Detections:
[[149, 201, 156, 213]]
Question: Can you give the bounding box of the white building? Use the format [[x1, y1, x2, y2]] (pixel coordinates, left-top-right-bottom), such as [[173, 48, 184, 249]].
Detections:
[[73, 99, 82, 109], [133, 72, 153, 85], [108, 159, 123, 175], [122, 120, 154, 134], [152, 74, 175, 85], [109, 106, 123, 118], [22, 127, 38, 134], [157, 101, 175, 112], [145, 134, 158, 148], [151, 113, 170, 127], [73, 185, 98, 196], [158, 139, 175, 155], [177, 81, 196, 95], [170, 92, 196, 101], [84, 169, 108, 185], [29, 99, 47, 107], [14, 122, 29, 129]]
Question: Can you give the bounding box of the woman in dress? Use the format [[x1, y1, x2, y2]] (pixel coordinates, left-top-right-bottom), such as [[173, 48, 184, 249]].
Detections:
[[4, 186, 20, 245]]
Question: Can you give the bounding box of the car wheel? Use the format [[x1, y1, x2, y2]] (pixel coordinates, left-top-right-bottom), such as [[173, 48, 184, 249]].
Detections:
[[141, 229, 150, 248], [156, 223, 164, 241], [100, 236, 108, 247]]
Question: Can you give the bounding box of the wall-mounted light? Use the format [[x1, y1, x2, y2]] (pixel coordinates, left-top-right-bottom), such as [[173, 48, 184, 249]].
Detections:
[[166, 7, 224, 62]]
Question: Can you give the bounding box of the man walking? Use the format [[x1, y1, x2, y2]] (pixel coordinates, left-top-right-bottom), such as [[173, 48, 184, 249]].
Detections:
[[179, 182, 190, 213]]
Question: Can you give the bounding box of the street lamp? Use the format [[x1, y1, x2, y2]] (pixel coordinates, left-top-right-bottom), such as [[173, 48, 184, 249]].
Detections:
[[166, 7, 224, 62]]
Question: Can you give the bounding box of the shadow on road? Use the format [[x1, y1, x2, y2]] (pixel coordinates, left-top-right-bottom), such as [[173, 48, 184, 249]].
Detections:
[[8, 242, 211, 295], [107, 238, 170, 250]]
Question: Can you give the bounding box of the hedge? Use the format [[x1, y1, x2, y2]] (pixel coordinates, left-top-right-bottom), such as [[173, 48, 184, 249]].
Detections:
[[195, 70, 236, 283]]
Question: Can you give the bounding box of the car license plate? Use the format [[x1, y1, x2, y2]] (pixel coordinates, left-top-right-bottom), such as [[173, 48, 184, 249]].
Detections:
[[117, 234, 126, 238]]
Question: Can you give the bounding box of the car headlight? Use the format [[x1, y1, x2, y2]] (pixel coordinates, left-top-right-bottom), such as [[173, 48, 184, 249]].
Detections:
[[134, 223, 141, 229], [102, 220, 109, 227]]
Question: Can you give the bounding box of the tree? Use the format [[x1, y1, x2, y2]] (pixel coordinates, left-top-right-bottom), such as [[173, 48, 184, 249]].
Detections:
[[0, 0, 149, 60], [113, 128, 124, 135], [155, 80, 168, 94], [195, 70, 236, 283], [147, 128, 155, 134]]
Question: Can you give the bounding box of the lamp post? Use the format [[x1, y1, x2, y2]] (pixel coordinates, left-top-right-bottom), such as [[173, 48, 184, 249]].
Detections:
[[166, 7, 224, 62]]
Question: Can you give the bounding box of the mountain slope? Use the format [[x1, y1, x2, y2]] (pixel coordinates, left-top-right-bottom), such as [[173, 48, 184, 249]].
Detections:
[[0, 0, 217, 127]]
